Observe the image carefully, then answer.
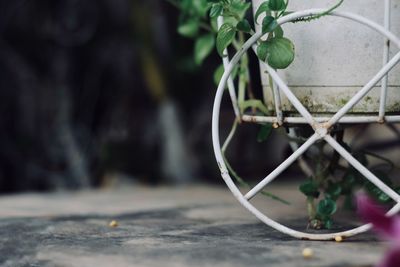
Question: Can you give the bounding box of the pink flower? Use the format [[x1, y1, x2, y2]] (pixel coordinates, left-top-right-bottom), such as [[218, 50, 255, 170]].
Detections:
[[356, 192, 400, 267]]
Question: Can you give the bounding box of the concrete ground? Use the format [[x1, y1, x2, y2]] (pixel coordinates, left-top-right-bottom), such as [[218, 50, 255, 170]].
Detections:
[[0, 184, 385, 267]]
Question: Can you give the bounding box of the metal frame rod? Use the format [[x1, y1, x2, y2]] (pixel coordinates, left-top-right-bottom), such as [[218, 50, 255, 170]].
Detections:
[[379, 0, 391, 120], [217, 16, 240, 119], [287, 128, 314, 177], [242, 115, 400, 124], [244, 133, 319, 200], [327, 50, 400, 127], [272, 79, 284, 125], [262, 63, 316, 126], [325, 135, 400, 204]]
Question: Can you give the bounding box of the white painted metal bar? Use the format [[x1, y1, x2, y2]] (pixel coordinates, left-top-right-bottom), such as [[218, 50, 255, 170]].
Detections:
[[217, 16, 240, 119], [262, 64, 316, 126], [379, 0, 391, 120], [327, 51, 400, 127], [325, 135, 400, 203], [287, 128, 314, 178], [272, 79, 284, 125], [242, 114, 400, 124], [245, 133, 319, 200]]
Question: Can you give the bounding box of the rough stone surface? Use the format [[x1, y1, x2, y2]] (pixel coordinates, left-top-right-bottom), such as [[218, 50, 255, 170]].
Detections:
[[0, 185, 385, 267]]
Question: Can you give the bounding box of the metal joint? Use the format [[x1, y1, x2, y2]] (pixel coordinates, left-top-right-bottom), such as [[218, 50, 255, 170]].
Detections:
[[314, 123, 329, 139]]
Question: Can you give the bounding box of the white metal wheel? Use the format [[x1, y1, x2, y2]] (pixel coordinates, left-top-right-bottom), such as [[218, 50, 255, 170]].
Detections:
[[212, 9, 400, 240]]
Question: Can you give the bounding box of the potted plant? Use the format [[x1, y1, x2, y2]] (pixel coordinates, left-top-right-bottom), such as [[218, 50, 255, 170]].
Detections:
[[169, 0, 400, 238]]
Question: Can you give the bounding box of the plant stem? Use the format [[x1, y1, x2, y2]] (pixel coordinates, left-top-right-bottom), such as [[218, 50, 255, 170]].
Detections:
[[293, 0, 344, 23], [363, 150, 397, 171], [307, 196, 316, 220], [199, 22, 214, 32], [221, 118, 290, 205]]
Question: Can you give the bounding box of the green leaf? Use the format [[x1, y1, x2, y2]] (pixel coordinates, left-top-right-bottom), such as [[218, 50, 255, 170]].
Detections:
[[317, 199, 337, 217], [274, 25, 284, 38], [254, 2, 270, 24], [236, 19, 251, 33], [211, 17, 219, 32], [282, 11, 293, 16], [268, 0, 286, 11], [262, 16, 278, 34], [209, 4, 223, 18], [324, 219, 333, 229], [340, 172, 357, 194], [216, 23, 236, 56], [213, 64, 239, 86], [257, 41, 268, 61], [214, 64, 225, 85], [194, 34, 215, 65], [257, 124, 273, 142], [366, 171, 393, 203], [299, 180, 320, 198], [259, 37, 295, 69], [240, 99, 269, 115], [193, 0, 210, 17], [178, 20, 199, 38], [326, 182, 342, 200], [230, 0, 251, 20]]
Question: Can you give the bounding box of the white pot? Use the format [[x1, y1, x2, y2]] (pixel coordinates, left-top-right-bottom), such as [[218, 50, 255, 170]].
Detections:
[[252, 0, 400, 114]]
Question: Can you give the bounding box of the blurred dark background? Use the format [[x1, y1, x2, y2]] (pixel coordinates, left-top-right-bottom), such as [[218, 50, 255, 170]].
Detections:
[[0, 0, 288, 193], [3, 0, 398, 194]]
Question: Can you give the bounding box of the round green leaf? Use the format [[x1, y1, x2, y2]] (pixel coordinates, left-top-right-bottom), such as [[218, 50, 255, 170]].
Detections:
[[194, 34, 215, 65], [317, 199, 337, 216], [324, 219, 333, 229], [213, 64, 239, 86], [257, 41, 268, 61], [274, 25, 284, 38], [216, 23, 236, 56], [254, 2, 270, 24], [213, 64, 224, 85], [193, 0, 210, 17], [236, 19, 251, 33], [230, 0, 251, 20], [257, 124, 273, 142], [341, 172, 356, 194], [262, 16, 277, 34], [299, 180, 319, 198], [326, 182, 342, 200], [178, 20, 199, 38], [263, 37, 295, 69], [209, 4, 223, 18], [268, 0, 286, 11]]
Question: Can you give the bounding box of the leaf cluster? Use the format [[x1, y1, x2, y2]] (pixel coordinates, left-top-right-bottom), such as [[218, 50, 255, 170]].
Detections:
[[299, 140, 398, 230]]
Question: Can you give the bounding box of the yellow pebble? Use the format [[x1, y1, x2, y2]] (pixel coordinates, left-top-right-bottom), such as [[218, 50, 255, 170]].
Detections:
[[272, 122, 279, 129], [302, 248, 313, 259], [109, 220, 119, 227], [335, 236, 343, 242]]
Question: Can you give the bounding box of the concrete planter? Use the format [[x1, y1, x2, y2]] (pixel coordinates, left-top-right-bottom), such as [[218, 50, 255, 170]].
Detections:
[[252, 0, 400, 114]]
